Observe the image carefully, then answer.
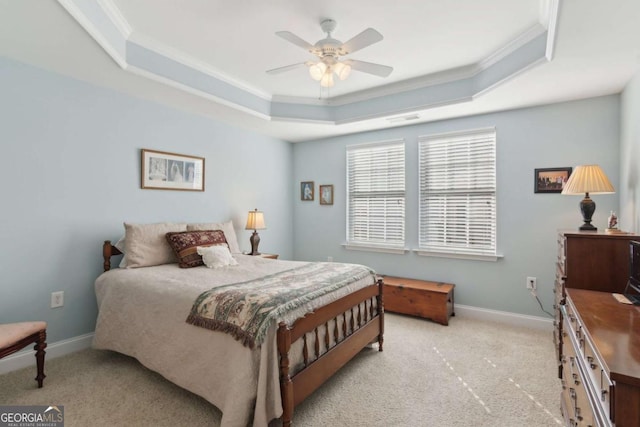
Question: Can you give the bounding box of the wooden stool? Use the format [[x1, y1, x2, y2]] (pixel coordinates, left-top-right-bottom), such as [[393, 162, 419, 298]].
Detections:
[[0, 322, 47, 387]]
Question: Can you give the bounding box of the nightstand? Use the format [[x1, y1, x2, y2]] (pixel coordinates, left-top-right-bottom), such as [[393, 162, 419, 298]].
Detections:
[[259, 253, 279, 259]]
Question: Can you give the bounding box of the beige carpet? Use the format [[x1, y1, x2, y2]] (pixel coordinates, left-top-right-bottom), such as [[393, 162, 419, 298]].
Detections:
[[0, 313, 562, 426]]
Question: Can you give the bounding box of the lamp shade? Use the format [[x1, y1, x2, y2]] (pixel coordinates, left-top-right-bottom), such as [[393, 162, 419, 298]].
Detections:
[[309, 62, 327, 81], [561, 165, 615, 195], [333, 62, 351, 80], [320, 71, 335, 88], [561, 164, 614, 231], [245, 209, 266, 230]]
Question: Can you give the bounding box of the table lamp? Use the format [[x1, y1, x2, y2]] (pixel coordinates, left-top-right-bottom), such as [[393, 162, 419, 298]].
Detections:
[[561, 164, 615, 231], [245, 208, 266, 255]]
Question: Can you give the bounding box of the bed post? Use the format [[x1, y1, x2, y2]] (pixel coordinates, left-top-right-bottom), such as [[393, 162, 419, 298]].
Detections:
[[103, 240, 113, 272], [377, 278, 384, 352], [103, 240, 122, 272], [277, 321, 294, 427]]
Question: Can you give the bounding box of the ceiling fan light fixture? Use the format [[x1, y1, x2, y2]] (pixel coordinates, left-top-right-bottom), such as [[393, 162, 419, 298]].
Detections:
[[309, 62, 327, 81], [320, 72, 334, 88], [270, 19, 391, 89], [333, 62, 351, 80]]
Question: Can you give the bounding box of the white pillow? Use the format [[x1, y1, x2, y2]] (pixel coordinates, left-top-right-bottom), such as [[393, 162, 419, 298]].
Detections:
[[124, 222, 187, 268], [197, 245, 238, 269], [187, 220, 240, 254]]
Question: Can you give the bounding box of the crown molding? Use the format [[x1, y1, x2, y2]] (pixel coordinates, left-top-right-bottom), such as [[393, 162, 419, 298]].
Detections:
[[97, 0, 131, 38], [57, 0, 127, 69], [544, 0, 561, 60], [57, 0, 558, 127], [476, 24, 547, 72], [127, 65, 272, 121], [127, 32, 272, 102]]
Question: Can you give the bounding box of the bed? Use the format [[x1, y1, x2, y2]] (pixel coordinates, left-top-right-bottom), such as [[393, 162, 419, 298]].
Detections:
[[96, 228, 384, 427]]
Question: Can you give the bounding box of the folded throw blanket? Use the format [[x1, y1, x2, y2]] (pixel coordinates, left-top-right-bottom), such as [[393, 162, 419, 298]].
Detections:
[[186, 262, 376, 348]]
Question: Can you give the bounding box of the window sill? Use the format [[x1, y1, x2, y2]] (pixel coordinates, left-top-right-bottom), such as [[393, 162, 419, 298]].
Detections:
[[413, 249, 503, 262], [342, 243, 409, 255]]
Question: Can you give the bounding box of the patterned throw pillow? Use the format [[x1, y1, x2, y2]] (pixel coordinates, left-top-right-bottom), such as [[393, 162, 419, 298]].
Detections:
[[165, 230, 228, 268]]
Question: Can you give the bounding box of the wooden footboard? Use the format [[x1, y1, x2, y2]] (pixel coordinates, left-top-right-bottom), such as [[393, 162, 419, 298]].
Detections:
[[102, 240, 384, 426], [277, 279, 384, 427]]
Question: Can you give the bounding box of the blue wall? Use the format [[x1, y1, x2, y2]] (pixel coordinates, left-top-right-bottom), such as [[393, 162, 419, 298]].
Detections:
[[0, 58, 293, 343], [292, 96, 621, 318]]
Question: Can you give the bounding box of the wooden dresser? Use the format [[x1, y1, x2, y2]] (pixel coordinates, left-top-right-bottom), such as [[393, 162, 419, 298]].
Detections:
[[561, 289, 640, 426], [554, 231, 640, 377]]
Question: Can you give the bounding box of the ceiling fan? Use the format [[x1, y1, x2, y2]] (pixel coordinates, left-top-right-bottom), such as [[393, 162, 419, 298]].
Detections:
[[267, 19, 393, 88]]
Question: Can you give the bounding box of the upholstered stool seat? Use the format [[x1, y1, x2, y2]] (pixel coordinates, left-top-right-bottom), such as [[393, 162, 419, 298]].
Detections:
[[0, 322, 47, 387]]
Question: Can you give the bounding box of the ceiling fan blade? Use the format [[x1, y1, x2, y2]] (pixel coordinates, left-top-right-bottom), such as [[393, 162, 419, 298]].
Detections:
[[344, 59, 393, 78], [341, 28, 383, 54], [266, 62, 312, 75], [275, 31, 314, 52]]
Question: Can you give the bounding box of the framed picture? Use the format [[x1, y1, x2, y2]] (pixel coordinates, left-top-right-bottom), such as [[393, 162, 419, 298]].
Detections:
[[534, 167, 572, 193], [319, 185, 334, 205], [141, 149, 205, 191], [301, 181, 314, 201]]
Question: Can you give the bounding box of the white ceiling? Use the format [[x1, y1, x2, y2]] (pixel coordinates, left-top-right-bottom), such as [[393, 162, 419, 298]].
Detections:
[[1, 0, 639, 142]]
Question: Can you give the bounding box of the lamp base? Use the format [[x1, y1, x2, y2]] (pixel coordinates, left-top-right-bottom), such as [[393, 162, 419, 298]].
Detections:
[[249, 230, 261, 256], [578, 193, 597, 232], [579, 223, 597, 232]]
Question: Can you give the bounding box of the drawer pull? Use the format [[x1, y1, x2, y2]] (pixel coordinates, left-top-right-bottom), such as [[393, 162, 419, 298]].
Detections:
[[575, 406, 583, 421], [587, 356, 596, 370], [601, 389, 608, 402], [572, 373, 580, 386]]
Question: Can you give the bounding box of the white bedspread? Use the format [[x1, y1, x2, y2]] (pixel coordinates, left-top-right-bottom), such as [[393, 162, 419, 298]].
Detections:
[[93, 255, 375, 427]]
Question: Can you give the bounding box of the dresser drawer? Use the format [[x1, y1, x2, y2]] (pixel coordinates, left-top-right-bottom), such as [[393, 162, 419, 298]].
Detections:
[[557, 234, 567, 276], [562, 316, 599, 426], [582, 335, 612, 421]]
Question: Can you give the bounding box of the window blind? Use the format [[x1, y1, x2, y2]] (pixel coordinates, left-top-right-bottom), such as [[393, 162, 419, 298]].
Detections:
[[419, 129, 496, 256], [347, 140, 405, 247]]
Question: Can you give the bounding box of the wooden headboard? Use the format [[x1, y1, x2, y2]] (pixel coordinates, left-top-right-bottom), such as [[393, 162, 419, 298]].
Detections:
[[102, 240, 122, 272]]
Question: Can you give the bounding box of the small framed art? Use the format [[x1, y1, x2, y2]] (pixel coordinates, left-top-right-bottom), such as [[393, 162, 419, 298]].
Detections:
[[301, 181, 314, 201], [141, 149, 205, 191], [534, 167, 572, 193], [320, 185, 334, 205]]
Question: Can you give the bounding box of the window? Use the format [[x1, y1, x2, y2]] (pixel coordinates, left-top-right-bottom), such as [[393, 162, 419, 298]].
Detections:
[[418, 128, 496, 258], [346, 140, 405, 251]]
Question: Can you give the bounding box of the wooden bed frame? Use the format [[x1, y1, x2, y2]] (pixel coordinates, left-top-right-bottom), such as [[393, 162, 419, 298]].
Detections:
[[102, 240, 384, 426]]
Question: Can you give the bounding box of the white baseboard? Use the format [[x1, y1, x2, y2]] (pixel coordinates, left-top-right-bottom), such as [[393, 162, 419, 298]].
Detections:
[[454, 304, 553, 331], [0, 333, 94, 375]]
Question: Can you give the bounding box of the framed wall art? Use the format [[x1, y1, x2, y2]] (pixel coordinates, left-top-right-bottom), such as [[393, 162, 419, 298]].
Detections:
[[141, 149, 205, 191], [320, 185, 334, 205], [534, 167, 572, 193], [301, 181, 314, 201]]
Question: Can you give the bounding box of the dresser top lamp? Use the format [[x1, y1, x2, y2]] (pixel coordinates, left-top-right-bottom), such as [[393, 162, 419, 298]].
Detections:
[[561, 164, 615, 231], [245, 208, 266, 255]]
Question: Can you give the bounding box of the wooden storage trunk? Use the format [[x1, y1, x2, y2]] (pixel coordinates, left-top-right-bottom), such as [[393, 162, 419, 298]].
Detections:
[[382, 276, 455, 325]]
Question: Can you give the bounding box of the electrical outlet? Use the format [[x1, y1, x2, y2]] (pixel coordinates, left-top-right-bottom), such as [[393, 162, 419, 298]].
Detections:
[[51, 291, 64, 308], [526, 277, 537, 290]]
